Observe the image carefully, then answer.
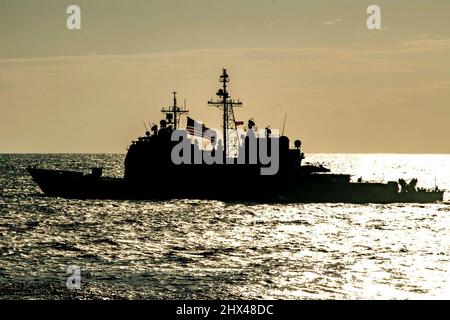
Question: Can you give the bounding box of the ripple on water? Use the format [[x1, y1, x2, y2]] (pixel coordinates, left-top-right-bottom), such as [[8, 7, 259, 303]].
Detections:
[[0, 154, 449, 299]]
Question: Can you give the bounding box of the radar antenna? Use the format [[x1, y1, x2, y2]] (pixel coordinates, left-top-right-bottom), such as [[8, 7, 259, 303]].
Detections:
[[161, 91, 189, 130], [208, 69, 243, 160]]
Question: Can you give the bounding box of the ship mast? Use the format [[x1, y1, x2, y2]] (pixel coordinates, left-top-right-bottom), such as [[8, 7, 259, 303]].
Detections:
[[161, 91, 188, 130], [208, 69, 242, 159]]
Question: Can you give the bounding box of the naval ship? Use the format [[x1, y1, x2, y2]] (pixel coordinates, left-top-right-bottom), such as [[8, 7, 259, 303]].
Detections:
[[28, 69, 444, 203]]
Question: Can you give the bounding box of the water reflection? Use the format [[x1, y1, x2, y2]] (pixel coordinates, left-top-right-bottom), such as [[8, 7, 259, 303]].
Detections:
[[0, 154, 449, 299]]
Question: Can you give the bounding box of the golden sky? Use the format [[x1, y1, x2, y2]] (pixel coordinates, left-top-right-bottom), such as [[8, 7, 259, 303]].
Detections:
[[0, 0, 449, 153]]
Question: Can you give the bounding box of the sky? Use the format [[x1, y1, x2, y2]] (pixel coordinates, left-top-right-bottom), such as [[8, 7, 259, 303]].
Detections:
[[0, 0, 449, 153]]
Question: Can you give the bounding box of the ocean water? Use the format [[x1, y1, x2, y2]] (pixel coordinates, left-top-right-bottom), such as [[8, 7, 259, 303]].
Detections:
[[0, 153, 449, 300]]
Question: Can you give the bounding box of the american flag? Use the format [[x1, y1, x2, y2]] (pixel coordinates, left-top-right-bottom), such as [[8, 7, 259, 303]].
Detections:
[[186, 117, 216, 139]]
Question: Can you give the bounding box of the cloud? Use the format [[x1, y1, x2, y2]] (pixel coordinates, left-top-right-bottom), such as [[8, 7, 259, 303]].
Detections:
[[0, 42, 448, 85], [400, 38, 450, 52], [1, 43, 449, 153], [323, 18, 343, 26]]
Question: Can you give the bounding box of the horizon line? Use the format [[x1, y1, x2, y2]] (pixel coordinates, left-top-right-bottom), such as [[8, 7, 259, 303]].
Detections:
[[2, 152, 450, 156]]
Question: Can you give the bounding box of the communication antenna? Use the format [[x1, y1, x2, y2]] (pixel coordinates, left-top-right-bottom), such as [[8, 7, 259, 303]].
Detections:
[[208, 69, 243, 159], [160, 91, 189, 130], [143, 121, 150, 137], [282, 113, 287, 136]]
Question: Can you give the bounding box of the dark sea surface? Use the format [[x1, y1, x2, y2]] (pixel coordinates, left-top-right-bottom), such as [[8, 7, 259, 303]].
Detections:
[[0, 153, 449, 299]]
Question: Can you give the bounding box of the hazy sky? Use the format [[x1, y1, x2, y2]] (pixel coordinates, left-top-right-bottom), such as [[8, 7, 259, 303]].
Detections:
[[1, 0, 449, 153]]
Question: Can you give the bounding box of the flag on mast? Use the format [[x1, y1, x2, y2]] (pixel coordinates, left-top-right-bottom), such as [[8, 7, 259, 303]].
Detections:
[[186, 117, 216, 139]]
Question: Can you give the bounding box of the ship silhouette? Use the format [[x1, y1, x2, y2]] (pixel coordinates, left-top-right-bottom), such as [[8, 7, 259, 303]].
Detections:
[[28, 69, 444, 203]]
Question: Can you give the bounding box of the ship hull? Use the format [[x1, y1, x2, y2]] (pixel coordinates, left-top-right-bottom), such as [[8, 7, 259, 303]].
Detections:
[[279, 182, 444, 204], [28, 168, 444, 204], [27, 168, 127, 199]]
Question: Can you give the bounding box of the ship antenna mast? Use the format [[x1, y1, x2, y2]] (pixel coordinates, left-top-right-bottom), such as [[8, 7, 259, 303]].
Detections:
[[282, 112, 287, 136], [208, 69, 243, 160], [161, 91, 189, 130]]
